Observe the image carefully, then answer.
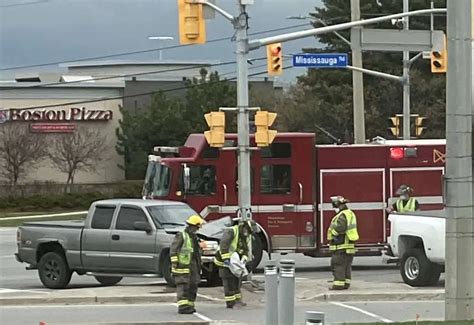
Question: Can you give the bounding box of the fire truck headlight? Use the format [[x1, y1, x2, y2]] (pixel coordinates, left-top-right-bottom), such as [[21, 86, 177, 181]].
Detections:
[[305, 222, 314, 232]]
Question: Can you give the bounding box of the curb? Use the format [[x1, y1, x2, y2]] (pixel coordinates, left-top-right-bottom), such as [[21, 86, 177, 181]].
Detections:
[[0, 290, 445, 306], [299, 290, 445, 302]]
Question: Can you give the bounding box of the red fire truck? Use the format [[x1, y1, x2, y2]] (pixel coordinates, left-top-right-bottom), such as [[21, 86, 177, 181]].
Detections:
[[142, 133, 446, 267]]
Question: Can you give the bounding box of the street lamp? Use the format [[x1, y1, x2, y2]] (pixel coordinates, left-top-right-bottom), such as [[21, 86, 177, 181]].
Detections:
[[147, 36, 174, 61]]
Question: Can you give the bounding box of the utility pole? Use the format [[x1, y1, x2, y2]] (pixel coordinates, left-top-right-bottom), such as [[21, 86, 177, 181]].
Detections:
[[402, 0, 411, 140], [235, 0, 252, 226], [351, 0, 366, 144], [445, 0, 474, 320]]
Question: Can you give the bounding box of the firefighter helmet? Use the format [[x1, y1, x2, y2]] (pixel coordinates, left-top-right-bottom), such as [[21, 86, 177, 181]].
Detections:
[[186, 215, 205, 227], [330, 195, 349, 208], [396, 184, 413, 195]]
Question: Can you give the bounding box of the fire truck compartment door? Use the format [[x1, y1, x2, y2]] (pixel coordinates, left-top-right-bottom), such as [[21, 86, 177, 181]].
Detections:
[[319, 169, 386, 245], [389, 167, 444, 210]]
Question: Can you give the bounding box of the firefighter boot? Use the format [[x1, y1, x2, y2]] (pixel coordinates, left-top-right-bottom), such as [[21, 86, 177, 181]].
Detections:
[[178, 306, 194, 314]]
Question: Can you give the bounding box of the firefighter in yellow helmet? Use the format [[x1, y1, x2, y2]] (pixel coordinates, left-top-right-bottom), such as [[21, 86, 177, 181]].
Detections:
[[327, 196, 359, 290], [170, 215, 205, 314], [214, 220, 254, 308]]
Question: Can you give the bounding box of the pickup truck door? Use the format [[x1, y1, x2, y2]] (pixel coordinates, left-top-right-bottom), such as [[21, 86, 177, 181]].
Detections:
[[108, 205, 157, 272], [81, 205, 116, 270]]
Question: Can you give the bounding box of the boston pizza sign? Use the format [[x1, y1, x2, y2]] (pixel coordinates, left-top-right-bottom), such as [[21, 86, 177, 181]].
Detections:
[[8, 107, 113, 122]]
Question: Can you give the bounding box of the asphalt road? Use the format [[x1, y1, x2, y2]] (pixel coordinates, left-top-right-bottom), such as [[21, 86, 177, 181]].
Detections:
[[0, 227, 404, 291], [0, 300, 445, 324]]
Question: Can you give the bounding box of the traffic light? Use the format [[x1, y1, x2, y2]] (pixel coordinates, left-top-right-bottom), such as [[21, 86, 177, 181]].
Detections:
[[177, 0, 206, 45], [415, 116, 427, 137], [255, 111, 277, 147], [431, 35, 447, 73], [388, 116, 401, 138], [266, 43, 283, 76], [204, 111, 225, 147]]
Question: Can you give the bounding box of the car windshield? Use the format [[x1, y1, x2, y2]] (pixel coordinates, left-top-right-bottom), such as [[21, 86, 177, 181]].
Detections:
[[146, 205, 198, 228], [142, 161, 171, 197]]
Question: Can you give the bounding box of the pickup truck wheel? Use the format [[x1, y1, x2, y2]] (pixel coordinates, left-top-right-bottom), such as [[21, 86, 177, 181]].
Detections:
[[401, 248, 433, 287], [161, 251, 176, 287], [38, 252, 72, 289], [94, 276, 123, 286]]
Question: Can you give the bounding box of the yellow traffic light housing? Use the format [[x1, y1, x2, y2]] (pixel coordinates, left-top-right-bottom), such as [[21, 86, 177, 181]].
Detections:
[[177, 0, 206, 45], [266, 43, 283, 76], [388, 116, 401, 138], [204, 111, 225, 147], [255, 111, 277, 147], [431, 35, 447, 73], [415, 116, 427, 137]]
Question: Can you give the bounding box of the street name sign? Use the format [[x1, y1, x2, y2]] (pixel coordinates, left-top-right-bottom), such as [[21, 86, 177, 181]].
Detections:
[[292, 53, 348, 68]]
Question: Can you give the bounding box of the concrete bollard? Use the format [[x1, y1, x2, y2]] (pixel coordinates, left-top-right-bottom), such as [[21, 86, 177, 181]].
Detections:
[[278, 259, 295, 325], [265, 260, 278, 325], [305, 311, 325, 324]]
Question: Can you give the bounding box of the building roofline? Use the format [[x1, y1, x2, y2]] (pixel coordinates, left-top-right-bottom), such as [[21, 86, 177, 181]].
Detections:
[[62, 60, 220, 68]]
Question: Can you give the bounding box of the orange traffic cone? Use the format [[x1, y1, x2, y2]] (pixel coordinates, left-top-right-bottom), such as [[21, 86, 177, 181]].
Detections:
[[39, 322, 46, 325]]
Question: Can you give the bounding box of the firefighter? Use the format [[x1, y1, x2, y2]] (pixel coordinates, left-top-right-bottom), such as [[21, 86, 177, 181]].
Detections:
[[386, 184, 420, 213], [214, 220, 253, 308], [170, 215, 205, 314], [327, 196, 359, 290]]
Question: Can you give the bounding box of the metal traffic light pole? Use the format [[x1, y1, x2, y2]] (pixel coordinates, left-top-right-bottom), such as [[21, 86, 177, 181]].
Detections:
[[445, 0, 474, 320]]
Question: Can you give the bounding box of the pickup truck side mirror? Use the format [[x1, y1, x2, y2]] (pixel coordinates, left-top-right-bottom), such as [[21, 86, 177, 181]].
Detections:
[[134, 221, 152, 233]]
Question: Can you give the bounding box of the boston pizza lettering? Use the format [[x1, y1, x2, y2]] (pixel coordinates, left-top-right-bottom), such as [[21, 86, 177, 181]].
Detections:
[[9, 107, 113, 122]]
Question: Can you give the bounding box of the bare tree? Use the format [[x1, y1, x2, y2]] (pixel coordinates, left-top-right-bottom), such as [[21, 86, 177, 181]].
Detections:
[[0, 124, 48, 187], [49, 127, 108, 192]]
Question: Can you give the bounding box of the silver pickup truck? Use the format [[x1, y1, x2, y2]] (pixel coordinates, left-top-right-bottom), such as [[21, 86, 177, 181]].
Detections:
[[15, 199, 226, 289]]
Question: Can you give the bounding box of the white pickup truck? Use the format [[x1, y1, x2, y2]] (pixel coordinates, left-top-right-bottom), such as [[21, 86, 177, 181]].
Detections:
[[387, 210, 445, 287]]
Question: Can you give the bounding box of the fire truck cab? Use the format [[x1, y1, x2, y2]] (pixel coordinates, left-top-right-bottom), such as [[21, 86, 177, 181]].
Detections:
[[143, 133, 446, 266]]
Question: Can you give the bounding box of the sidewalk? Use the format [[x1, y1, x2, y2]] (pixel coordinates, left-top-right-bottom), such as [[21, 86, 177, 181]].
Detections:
[[0, 278, 444, 306]]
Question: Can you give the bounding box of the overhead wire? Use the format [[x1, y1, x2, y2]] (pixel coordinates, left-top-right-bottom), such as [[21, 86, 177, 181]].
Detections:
[[0, 23, 309, 71], [6, 57, 294, 110]]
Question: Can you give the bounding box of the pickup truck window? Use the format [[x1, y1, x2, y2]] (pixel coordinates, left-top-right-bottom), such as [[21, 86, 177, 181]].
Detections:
[[147, 205, 197, 228], [116, 207, 149, 231], [91, 206, 116, 229]]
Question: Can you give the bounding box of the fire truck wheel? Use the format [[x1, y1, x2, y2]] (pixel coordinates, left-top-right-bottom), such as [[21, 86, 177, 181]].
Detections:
[[247, 235, 263, 272], [400, 248, 434, 287]]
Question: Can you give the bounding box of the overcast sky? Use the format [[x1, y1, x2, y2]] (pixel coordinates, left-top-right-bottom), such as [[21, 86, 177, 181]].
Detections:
[[0, 0, 323, 82]]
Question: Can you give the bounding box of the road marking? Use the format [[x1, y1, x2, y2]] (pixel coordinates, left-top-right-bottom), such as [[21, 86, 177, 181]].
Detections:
[[197, 293, 224, 302], [194, 312, 213, 322], [171, 301, 214, 321], [0, 288, 49, 294], [330, 301, 394, 323], [0, 255, 14, 258], [0, 211, 87, 221]]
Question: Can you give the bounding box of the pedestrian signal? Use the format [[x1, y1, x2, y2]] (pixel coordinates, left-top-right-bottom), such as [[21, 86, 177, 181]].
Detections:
[[255, 111, 277, 147], [204, 111, 225, 147], [415, 116, 427, 137], [388, 116, 401, 138], [177, 0, 206, 45]]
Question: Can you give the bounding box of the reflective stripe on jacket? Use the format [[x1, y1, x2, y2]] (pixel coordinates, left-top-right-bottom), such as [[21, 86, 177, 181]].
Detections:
[[170, 230, 193, 274], [396, 198, 416, 212], [214, 226, 250, 267], [327, 209, 359, 254]]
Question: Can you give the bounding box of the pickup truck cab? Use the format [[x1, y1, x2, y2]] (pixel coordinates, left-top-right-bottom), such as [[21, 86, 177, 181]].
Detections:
[[16, 199, 223, 289], [387, 210, 445, 287]]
